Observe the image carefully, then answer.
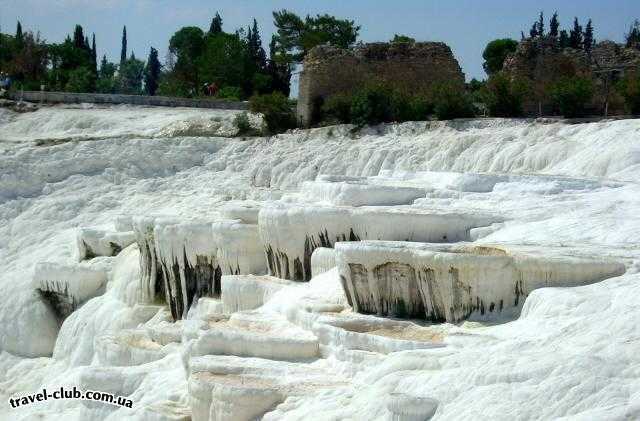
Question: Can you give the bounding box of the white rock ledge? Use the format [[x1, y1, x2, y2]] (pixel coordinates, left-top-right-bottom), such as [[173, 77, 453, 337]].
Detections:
[[336, 241, 626, 322], [34, 262, 108, 321], [221, 275, 295, 314], [188, 355, 345, 421], [259, 203, 499, 282]]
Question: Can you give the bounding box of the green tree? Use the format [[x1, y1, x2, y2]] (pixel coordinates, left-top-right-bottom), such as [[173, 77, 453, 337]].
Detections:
[[431, 82, 475, 120], [96, 55, 117, 93], [144, 47, 161, 95], [569, 18, 583, 49], [272, 10, 360, 63], [583, 19, 595, 53], [550, 76, 594, 117], [73, 25, 86, 50], [65, 66, 94, 92], [617, 71, 640, 114], [482, 39, 518, 75], [91, 34, 97, 74], [625, 20, 640, 49], [247, 18, 267, 71], [549, 12, 560, 38], [482, 72, 529, 117], [209, 12, 223, 35], [118, 54, 145, 94], [537, 11, 545, 37], [120, 26, 127, 64], [198, 32, 251, 96], [15, 21, 23, 50], [559, 30, 570, 48], [391, 34, 415, 43], [169, 26, 204, 90], [266, 35, 292, 96]]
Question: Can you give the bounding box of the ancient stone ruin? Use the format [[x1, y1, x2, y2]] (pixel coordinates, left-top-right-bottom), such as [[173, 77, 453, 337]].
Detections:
[[297, 42, 465, 126], [503, 38, 640, 116]]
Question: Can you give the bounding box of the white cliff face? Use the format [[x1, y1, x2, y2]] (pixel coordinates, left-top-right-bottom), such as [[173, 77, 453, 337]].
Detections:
[[1, 106, 640, 420]]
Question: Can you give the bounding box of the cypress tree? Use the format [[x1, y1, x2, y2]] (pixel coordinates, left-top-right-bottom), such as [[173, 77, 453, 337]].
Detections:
[[91, 34, 97, 73], [209, 12, 223, 35], [144, 46, 161, 96], [529, 23, 538, 38], [120, 26, 127, 64], [73, 25, 85, 49], [583, 19, 594, 53], [15, 21, 23, 49], [559, 30, 570, 48], [549, 12, 560, 38], [626, 20, 640, 49], [537, 11, 544, 37], [100, 55, 108, 76], [569, 17, 583, 49]]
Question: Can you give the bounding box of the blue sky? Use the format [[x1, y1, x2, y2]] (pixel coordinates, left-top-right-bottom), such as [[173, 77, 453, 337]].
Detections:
[[2, 0, 639, 85]]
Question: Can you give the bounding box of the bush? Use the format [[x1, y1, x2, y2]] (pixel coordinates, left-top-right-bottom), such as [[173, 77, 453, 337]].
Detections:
[[431, 82, 475, 120], [233, 112, 259, 136], [617, 72, 640, 114], [322, 93, 352, 123], [218, 86, 242, 101], [249, 92, 297, 134], [550, 76, 594, 118], [483, 72, 530, 117], [350, 84, 394, 127]]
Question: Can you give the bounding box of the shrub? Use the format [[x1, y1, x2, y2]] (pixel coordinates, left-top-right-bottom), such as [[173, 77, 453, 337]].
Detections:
[[617, 72, 640, 114], [322, 93, 352, 123], [233, 112, 257, 136], [550, 76, 594, 118], [218, 86, 242, 101], [483, 72, 530, 117], [350, 84, 394, 127], [249, 92, 297, 134], [431, 82, 475, 120]]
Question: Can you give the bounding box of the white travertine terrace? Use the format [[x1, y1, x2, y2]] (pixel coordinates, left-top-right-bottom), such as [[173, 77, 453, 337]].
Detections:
[[221, 275, 295, 314], [336, 241, 626, 322], [259, 203, 499, 281], [76, 227, 136, 260], [33, 262, 108, 320]]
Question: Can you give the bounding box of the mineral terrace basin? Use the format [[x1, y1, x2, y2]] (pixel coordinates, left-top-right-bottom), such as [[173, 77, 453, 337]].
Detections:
[[336, 241, 627, 323], [312, 312, 448, 354]]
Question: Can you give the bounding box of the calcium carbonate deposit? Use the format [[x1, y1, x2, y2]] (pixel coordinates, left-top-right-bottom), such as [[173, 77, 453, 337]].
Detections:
[[1, 104, 639, 420]]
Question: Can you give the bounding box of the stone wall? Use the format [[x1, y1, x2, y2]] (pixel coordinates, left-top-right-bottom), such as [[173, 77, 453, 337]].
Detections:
[[503, 38, 640, 116], [7, 91, 248, 110], [297, 42, 465, 126]]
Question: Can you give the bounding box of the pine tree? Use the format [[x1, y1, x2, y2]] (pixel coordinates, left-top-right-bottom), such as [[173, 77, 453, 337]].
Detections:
[[537, 11, 544, 37], [583, 19, 594, 53], [569, 17, 583, 49], [209, 12, 223, 35], [120, 26, 127, 64], [549, 12, 560, 38], [529, 23, 538, 38], [559, 30, 570, 48], [15, 21, 23, 48], [521, 31, 526, 41], [144, 46, 161, 96]]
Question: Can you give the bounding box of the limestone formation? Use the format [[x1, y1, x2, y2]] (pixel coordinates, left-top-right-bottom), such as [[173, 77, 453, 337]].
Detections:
[[336, 241, 626, 322]]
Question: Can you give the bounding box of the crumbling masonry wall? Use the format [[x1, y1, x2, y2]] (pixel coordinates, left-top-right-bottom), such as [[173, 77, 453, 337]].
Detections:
[[297, 42, 465, 126]]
